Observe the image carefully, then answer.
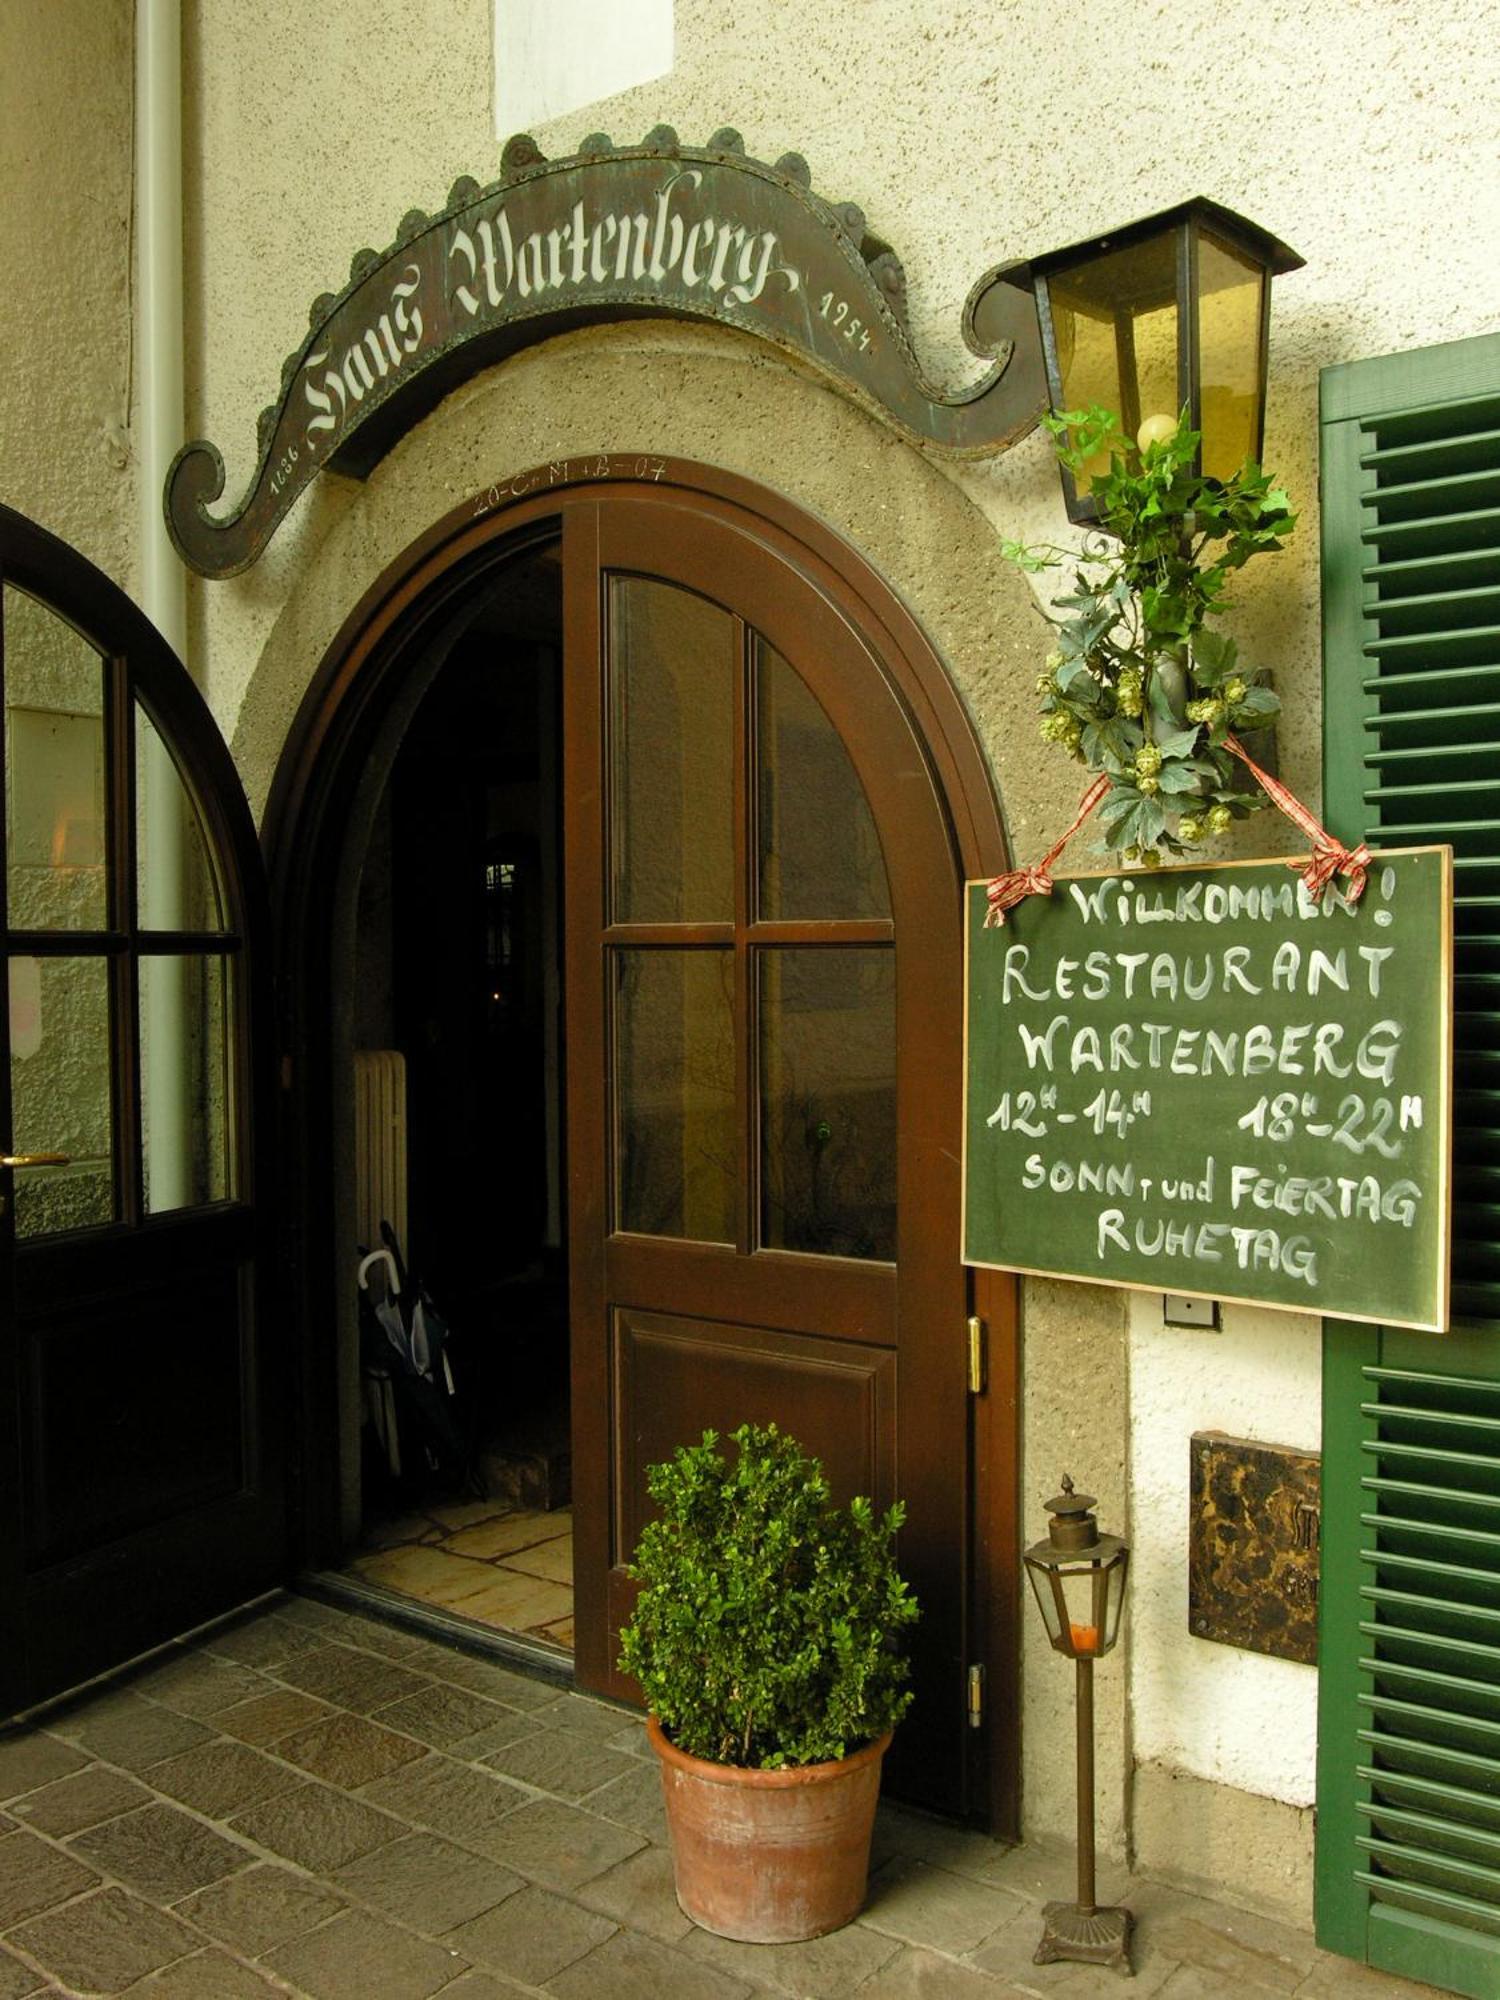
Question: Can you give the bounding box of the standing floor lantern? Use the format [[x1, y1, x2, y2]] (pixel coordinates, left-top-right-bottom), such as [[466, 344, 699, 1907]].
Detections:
[[1004, 198, 1304, 523], [1024, 1476, 1132, 1971]]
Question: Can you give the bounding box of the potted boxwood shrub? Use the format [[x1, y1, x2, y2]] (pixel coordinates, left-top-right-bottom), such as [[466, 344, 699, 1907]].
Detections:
[[618, 1422, 919, 1943]]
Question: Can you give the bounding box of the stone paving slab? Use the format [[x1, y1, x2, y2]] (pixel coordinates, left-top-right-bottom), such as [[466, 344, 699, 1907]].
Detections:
[[684, 1914, 904, 1996], [330, 1833, 522, 1935], [356, 1754, 529, 1856], [213, 1691, 337, 1749], [172, 1861, 347, 1957], [7, 1886, 201, 1995], [132, 1658, 273, 1722], [141, 1741, 301, 1821], [469, 1796, 648, 1888], [442, 1881, 613, 1985], [272, 1711, 428, 1789], [547, 1925, 755, 1999], [0, 1831, 100, 1929], [480, 1724, 641, 1801], [49, 1696, 212, 1774], [261, 1904, 469, 1999], [0, 1742, 87, 1806], [67, 1803, 253, 1902], [0, 1946, 46, 2000], [9, 1771, 152, 1842], [229, 1780, 406, 1873], [0, 1596, 1449, 1999], [574, 1843, 694, 1943], [370, 1685, 528, 1752], [862, 1856, 1025, 1956], [118, 1944, 290, 1996]]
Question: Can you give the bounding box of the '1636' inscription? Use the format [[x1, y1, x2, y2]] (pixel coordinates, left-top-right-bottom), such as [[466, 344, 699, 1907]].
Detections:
[[962, 848, 1452, 1331]]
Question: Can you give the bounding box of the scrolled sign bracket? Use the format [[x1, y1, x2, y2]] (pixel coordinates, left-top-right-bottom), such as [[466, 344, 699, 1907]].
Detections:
[[166, 125, 1048, 579]]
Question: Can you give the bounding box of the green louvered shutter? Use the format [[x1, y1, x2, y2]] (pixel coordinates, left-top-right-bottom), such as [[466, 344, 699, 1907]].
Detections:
[[1316, 331, 1500, 1998]]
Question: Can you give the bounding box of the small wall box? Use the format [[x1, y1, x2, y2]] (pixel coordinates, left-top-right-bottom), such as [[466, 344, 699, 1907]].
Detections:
[[1163, 1294, 1220, 1330]]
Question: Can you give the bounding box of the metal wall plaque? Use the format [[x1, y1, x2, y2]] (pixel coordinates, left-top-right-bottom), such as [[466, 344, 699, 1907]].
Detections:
[[166, 125, 1047, 579], [1188, 1431, 1320, 1665]]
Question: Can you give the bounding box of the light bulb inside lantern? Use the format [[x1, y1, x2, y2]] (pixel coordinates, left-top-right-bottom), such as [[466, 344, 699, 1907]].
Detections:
[[1136, 413, 1177, 454]]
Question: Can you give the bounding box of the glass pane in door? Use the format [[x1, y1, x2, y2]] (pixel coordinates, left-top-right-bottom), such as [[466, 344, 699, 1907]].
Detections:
[[615, 948, 734, 1241], [610, 578, 735, 922], [136, 704, 226, 931], [8, 954, 114, 1237], [3, 587, 107, 931], [141, 955, 235, 1211], [758, 640, 890, 920], [760, 948, 895, 1259]]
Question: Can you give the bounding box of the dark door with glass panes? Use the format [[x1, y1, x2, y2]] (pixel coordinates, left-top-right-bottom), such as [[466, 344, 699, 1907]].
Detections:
[[562, 495, 970, 1813], [0, 506, 281, 1715]]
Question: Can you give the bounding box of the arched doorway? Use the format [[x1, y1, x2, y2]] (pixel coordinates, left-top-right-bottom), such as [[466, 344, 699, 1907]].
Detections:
[[266, 461, 1019, 1825]]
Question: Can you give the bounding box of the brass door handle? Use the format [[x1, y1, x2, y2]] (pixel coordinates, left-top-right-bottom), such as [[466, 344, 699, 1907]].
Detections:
[[0, 1153, 70, 1169]]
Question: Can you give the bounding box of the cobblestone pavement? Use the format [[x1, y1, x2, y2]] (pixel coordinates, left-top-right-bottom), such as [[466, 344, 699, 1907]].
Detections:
[[0, 1596, 1438, 1998]]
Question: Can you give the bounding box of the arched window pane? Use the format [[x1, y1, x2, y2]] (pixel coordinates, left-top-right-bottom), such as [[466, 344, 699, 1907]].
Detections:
[[610, 578, 735, 922], [757, 640, 889, 920], [141, 955, 235, 1212], [759, 948, 895, 1260], [616, 947, 734, 1241], [3, 587, 107, 932], [137, 703, 226, 932], [9, 954, 114, 1237]]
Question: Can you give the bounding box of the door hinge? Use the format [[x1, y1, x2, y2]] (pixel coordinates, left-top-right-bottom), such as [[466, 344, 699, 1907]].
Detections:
[[966, 1315, 986, 1395], [967, 1663, 985, 1729]]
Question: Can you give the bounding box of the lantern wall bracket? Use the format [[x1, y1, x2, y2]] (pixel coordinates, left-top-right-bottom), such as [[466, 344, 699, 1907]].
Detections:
[[165, 126, 1049, 579]]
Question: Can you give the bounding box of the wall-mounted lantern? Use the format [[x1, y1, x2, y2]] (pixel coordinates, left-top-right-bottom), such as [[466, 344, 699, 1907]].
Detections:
[[1023, 1475, 1132, 1971], [1003, 198, 1304, 522]]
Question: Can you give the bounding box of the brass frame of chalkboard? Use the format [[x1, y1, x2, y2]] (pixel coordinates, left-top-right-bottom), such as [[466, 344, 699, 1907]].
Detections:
[[961, 846, 1453, 1333]]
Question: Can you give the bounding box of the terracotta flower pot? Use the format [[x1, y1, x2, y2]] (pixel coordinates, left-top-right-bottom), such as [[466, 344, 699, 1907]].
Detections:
[[647, 1714, 891, 1943]]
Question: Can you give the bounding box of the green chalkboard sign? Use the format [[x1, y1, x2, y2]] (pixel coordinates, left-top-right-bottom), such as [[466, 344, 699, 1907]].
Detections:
[[963, 847, 1452, 1331]]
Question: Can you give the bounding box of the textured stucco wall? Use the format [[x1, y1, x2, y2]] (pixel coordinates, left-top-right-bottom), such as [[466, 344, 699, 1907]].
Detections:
[[222, 318, 1133, 1855], [1129, 1294, 1322, 1809], [0, 0, 135, 582], [183, 0, 1500, 1909], [178, 0, 1500, 766], [9, 0, 1500, 1920]]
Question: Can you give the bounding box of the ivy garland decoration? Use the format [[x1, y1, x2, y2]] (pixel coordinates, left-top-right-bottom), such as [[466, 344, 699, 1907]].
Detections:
[[1004, 406, 1296, 868]]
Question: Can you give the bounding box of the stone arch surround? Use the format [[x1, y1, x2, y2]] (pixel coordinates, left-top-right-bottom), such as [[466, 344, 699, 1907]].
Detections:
[[228, 320, 1053, 848], [227, 314, 1126, 1854]]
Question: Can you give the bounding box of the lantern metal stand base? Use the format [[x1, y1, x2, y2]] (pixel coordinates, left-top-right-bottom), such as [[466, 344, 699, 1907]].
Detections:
[[1035, 1900, 1133, 1973]]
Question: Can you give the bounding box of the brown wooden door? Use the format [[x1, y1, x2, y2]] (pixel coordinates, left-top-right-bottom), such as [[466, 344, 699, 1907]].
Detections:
[[0, 505, 282, 1715], [562, 492, 970, 1813]]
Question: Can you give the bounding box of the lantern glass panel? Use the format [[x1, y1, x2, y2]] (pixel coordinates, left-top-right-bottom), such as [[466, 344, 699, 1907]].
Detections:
[[1058, 1563, 1108, 1656], [1101, 1550, 1128, 1650], [1198, 232, 1265, 483], [1025, 1557, 1065, 1648], [1047, 228, 1179, 499]]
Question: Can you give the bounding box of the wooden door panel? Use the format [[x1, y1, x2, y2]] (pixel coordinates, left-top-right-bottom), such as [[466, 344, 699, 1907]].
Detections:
[[23, 1481, 281, 1698], [22, 1256, 251, 1562], [566, 491, 971, 1814], [605, 1235, 894, 1342], [612, 1306, 897, 1562]]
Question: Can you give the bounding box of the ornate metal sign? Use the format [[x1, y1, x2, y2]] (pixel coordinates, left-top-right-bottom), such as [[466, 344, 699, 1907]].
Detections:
[[1189, 1431, 1320, 1665], [166, 126, 1047, 578]]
